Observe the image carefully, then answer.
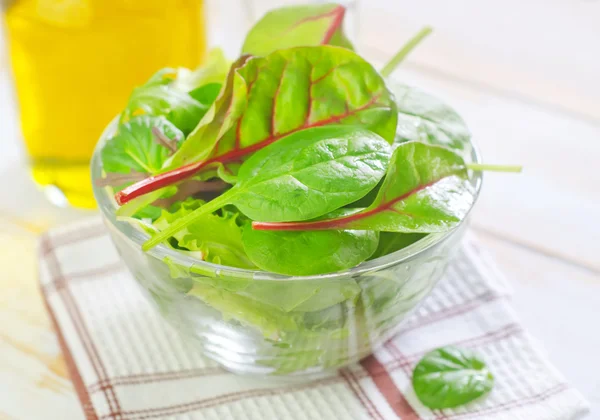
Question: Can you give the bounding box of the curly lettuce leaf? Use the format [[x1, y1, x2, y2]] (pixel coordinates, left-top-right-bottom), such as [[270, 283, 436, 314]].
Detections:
[[188, 283, 303, 340], [153, 198, 255, 269]]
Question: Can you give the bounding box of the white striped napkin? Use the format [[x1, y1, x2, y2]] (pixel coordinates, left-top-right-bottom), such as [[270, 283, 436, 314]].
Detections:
[[39, 217, 589, 420]]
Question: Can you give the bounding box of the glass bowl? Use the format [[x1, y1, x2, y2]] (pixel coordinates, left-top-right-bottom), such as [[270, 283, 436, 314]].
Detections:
[[91, 118, 482, 376]]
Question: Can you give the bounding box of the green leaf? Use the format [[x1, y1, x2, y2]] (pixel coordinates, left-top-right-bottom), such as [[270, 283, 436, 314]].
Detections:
[[167, 55, 252, 168], [242, 224, 379, 275], [393, 84, 472, 152], [121, 84, 207, 135], [242, 4, 353, 56], [143, 125, 391, 250], [116, 45, 398, 206], [252, 141, 474, 233], [235, 277, 360, 313], [369, 232, 426, 260], [132, 205, 163, 221], [173, 48, 230, 92], [188, 83, 221, 106], [413, 346, 494, 409], [101, 115, 183, 175], [232, 126, 391, 222], [153, 198, 255, 269], [187, 283, 303, 339], [115, 56, 253, 205], [119, 50, 230, 135], [178, 45, 397, 167]]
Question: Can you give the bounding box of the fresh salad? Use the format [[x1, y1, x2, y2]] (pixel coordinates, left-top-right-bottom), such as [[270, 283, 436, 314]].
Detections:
[[99, 4, 517, 275], [95, 3, 516, 394]]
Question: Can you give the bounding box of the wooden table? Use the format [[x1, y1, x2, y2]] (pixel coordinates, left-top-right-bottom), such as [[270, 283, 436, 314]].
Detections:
[[1, 1, 598, 418]]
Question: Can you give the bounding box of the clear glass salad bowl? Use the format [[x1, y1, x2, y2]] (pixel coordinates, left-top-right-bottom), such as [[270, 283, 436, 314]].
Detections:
[[91, 118, 482, 376]]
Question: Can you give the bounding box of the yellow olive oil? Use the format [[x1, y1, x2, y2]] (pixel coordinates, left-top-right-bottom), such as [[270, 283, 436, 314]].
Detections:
[[4, 0, 206, 207]]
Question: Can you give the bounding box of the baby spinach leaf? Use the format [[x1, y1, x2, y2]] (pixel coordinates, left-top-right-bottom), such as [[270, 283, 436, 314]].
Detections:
[[142, 125, 391, 251], [230, 127, 391, 222], [116, 46, 397, 205], [101, 116, 183, 175], [393, 84, 471, 152], [242, 224, 379, 275], [242, 3, 353, 56], [153, 198, 255, 269], [413, 346, 494, 409], [253, 141, 474, 233]]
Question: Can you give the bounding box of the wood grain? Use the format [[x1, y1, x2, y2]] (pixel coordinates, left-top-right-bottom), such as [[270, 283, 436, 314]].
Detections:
[[0, 233, 83, 419]]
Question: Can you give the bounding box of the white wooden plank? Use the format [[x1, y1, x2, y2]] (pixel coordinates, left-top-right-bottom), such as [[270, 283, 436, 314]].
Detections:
[[360, 0, 600, 121]]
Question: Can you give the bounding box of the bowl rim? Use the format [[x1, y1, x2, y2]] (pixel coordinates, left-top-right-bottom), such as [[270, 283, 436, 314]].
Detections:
[[92, 116, 483, 281]]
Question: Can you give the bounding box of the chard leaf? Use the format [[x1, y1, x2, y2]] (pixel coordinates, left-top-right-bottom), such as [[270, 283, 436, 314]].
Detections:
[[242, 4, 353, 56], [117, 46, 397, 205], [153, 198, 255, 269], [179, 45, 397, 166], [413, 346, 494, 409], [142, 125, 391, 251], [253, 141, 474, 233], [101, 116, 183, 175], [393, 84, 471, 152], [164, 55, 252, 167]]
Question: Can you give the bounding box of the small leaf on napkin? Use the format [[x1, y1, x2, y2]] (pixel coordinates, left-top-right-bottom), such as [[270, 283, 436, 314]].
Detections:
[[412, 346, 494, 409]]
